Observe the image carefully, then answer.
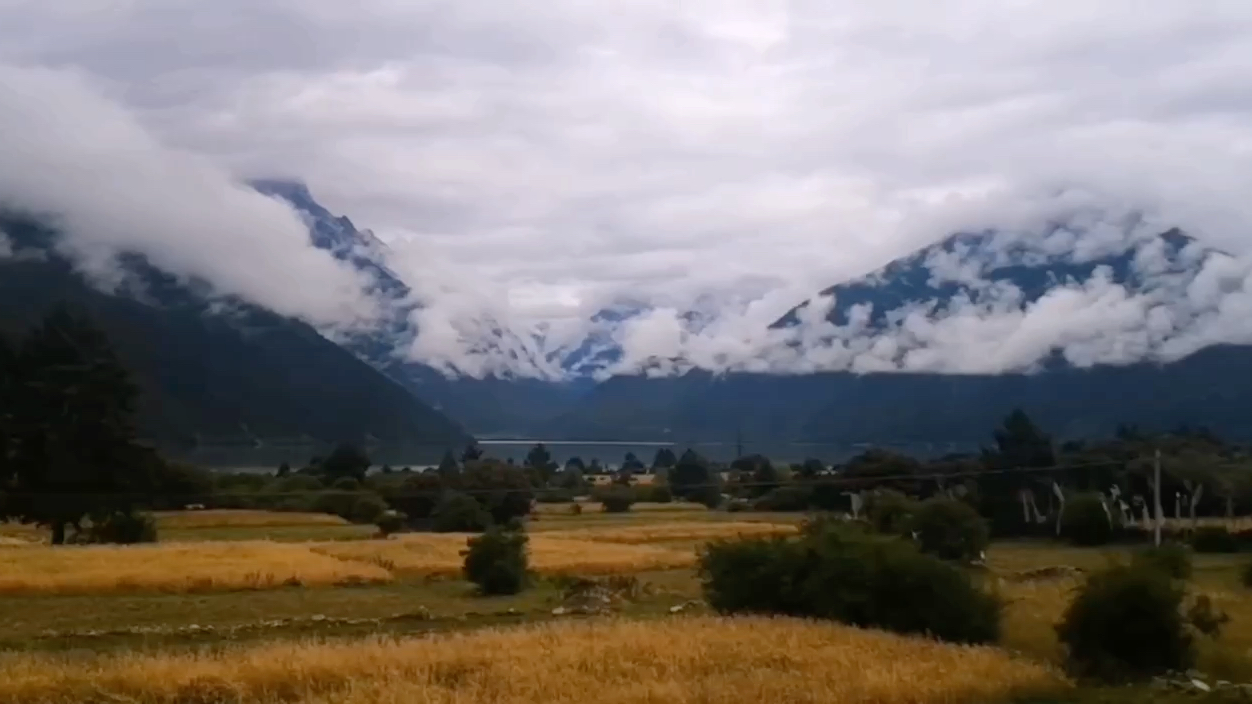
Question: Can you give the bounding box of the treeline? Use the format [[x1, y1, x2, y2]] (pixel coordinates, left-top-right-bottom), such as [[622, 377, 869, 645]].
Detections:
[[6, 305, 1252, 545]]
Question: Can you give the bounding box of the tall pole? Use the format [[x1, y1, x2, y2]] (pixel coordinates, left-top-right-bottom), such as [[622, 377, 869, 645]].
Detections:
[[1154, 448, 1163, 547]]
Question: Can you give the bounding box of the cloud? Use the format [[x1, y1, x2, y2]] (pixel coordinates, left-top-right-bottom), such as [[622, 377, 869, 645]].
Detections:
[[0, 64, 378, 328], [3, 1, 1252, 376]]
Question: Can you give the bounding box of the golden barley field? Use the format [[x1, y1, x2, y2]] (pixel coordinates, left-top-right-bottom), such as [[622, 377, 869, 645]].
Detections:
[[150, 510, 350, 529], [313, 534, 696, 577], [0, 616, 1068, 704], [542, 520, 799, 544], [0, 541, 392, 596]]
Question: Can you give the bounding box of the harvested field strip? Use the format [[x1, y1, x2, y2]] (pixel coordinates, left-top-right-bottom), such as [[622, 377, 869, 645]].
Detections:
[[0, 616, 1068, 704], [0, 542, 392, 596], [151, 510, 350, 529], [543, 521, 799, 544], [313, 534, 695, 576]]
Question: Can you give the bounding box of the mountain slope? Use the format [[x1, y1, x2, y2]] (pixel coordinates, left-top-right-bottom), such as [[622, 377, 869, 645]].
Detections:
[[251, 180, 588, 435], [546, 225, 1252, 444], [0, 213, 472, 463]]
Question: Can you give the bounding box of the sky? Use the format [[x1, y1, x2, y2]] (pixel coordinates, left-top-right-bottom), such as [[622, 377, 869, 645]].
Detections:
[[2, 1, 1252, 378]]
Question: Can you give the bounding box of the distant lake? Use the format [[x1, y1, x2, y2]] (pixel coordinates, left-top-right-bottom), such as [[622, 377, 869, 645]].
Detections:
[[204, 439, 977, 472]]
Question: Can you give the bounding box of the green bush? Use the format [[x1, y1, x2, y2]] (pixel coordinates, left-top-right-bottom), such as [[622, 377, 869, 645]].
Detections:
[[647, 484, 673, 503], [312, 490, 361, 521], [536, 488, 576, 504], [1056, 563, 1193, 681], [275, 474, 325, 493], [593, 485, 636, 513], [350, 494, 389, 524], [1133, 541, 1193, 580], [910, 496, 989, 562], [864, 489, 919, 535], [1191, 526, 1239, 554], [751, 485, 812, 512], [331, 476, 361, 491], [83, 511, 158, 544], [1060, 493, 1116, 547], [431, 491, 493, 532], [698, 522, 1000, 644], [375, 511, 406, 536], [462, 525, 529, 595]]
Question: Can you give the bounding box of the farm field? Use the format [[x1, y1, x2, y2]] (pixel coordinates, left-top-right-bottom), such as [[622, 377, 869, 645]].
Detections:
[[1, 506, 1251, 703]]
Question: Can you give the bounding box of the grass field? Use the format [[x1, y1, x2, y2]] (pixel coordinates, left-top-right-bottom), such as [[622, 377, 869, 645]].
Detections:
[[3, 506, 1252, 703], [0, 616, 1067, 704], [0, 541, 393, 596]]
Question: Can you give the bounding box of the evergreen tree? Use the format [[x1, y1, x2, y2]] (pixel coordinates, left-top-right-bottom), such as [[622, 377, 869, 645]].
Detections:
[[460, 443, 484, 463], [320, 442, 371, 483], [651, 447, 677, 470], [437, 449, 461, 479], [1, 306, 158, 544]]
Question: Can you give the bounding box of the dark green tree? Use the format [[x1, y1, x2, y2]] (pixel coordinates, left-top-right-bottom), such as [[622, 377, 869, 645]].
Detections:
[[437, 449, 460, 479], [621, 452, 645, 473], [651, 447, 677, 470], [524, 443, 558, 484], [564, 456, 586, 472], [670, 449, 719, 504], [1, 307, 159, 544], [460, 443, 484, 463], [320, 442, 371, 483]]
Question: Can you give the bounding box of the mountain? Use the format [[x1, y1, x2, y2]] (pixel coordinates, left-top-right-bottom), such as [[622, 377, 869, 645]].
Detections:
[[250, 180, 587, 435], [0, 212, 472, 465], [545, 225, 1252, 444]]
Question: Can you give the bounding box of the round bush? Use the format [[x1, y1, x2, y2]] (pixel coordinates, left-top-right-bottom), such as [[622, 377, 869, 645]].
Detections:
[[594, 485, 636, 513], [375, 511, 406, 536], [350, 494, 388, 524], [331, 476, 361, 491], [648, 484, 673, 504], [1061, 493, 1117, 547], [462, 526, 529, 595], [864, 490, 919, 535], [751, 485, 813, 512], [698, 523, 1000, 645], [1056, 563, 1193, 681], [84, 511, 158, 544], [431, 491, 492, 533], [1191, 526, 1239, 554], [1132, 541, 1193, 580], [910, 496, 989, 563]]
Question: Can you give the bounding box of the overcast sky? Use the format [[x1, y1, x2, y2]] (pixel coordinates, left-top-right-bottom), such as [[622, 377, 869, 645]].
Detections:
[[3, 1, 1252, 377]]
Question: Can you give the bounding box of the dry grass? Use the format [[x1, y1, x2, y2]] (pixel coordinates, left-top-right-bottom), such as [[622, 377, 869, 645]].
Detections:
[[543, 521, 799, 544], [151, 510, 350, 529], [0, 542, 392, 596], [0, 616, 1068, 704], [313, 534, 695, 577]]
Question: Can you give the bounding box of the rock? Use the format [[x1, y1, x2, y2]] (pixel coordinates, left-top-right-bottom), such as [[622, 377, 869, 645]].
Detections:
[[311, 614, 326, 622], [551, 607, 568, 616], [669, 605, 685, 613], [1191, 679, 1212, 692]]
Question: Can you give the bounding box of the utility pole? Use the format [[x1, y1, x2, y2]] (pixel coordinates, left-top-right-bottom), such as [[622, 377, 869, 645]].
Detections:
[[1153, 448, 1163, 547], [735, 426, 744, 460]]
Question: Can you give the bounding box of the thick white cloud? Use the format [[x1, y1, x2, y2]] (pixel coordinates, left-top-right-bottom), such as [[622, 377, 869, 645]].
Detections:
[[3, 1, 1252, 375], [0, 65, 378, 328]]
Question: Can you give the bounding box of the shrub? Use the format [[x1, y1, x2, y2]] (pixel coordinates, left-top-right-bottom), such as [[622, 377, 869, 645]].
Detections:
[[331, 476, 361, 491], [350, 494, 389, 524], [570, 503, 583, 515], [83, 511, 158, 544], [699, 522, 1000, 644], [375, 511, 406, 536], [275, 474, 325, 493], [864, 490, 919, 535], [751, 485, 812, 512], [593, 485, 636, 513], [1133, 541, 1193, 580], [462, 525, 529, 595], [432, 491, 493, 532], [312, 490, 360, 521], [910, 496, 989, 562], [647, 484, 673, 504], [1242, 559, 1252, 589], [1056, 563, 1193, 681], [536, 488, 575, 504], [1191, 526, 1239, 554], [1060, 493, 1116, 547]]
